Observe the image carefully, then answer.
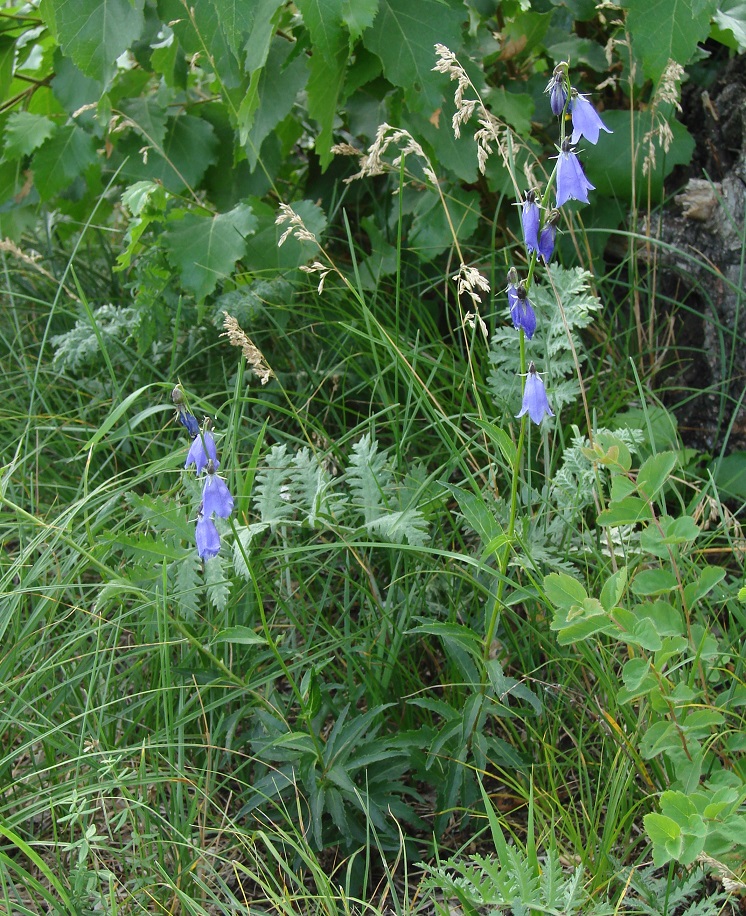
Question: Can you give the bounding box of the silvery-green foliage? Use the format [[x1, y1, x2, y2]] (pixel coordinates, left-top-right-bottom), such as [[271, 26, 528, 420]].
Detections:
[[253, 444, 295, 529], [488, 265, 602, 414], [623, 863, 728, 916], [424, 846, 613, 916], [232, 434, 429, 579], [345, 434, 394, 526], [550, 425, 645, 523], [205, 552, 230, 611], [51, 304, 167, 374]]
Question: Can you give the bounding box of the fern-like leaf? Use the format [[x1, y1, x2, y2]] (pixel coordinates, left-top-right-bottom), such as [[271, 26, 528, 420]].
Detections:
[[345, 434, 393, 526]]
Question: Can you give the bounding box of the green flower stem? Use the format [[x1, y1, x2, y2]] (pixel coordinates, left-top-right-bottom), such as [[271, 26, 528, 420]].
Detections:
[[482, 330, 527, 667]]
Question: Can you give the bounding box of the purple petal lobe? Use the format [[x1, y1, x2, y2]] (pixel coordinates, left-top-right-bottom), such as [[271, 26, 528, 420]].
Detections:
[[202, 473, 234, 518], [196, 515, 221, 559], [570, 95, 612, 145], [178, 410, 200, 438], [509, 294, 537, 339], [516, 371, 555, 425], [539, 224, 556, 263], [522, 199, 540, 254], [185, 431, 219, 473], [556, 149, 594, 207]]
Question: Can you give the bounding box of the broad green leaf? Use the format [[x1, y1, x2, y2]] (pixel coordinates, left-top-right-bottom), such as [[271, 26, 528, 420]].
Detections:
[[213, 626, 267, 645], [3, 112, 56, 158], [631, 568, 678, 596], [684, 564, 726, 606], [636, 450, 677, 500], [713, 0, 746, 51], [1, 36, 16, 103], [115, 114, 218, 193], [620, 657, 654, 693], [363, 0, 464, 112], [544, 571, 588, 609], [409, 186, 480, 259], [307, 43, 348, 169], [622, 0, 717, 81], [712, 450, 746, 499], [612, 608, 663, 650], [599, 566, 628, 613], [244, 38, 308, 170], [644, 812, 682, 865], [483, 87, 535, 136], [597, 496, 652, 527], [297, 0, 347, 60], [342, 0, 379, 41], [163, 203, 257, 300], [640, 514, 700, 557], [236, 0, 287, 139], [582, 111, 694, 203], [32, 125, 98, 200], [40, 0, 145, 84], [640, 721, 683, 758]]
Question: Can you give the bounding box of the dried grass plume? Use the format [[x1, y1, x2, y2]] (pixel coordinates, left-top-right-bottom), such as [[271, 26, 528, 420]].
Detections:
[[221, 313, 273, 385]]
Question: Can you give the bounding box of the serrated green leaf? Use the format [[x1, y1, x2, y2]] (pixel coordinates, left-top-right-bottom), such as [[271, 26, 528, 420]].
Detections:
[[583, 111, 694, 203], [342, 0, 379, 40], [40, 0, 145, 84], [713, 0, 746, 51], [640, 514, 700, 557], [297, 0, 347, 60], [32, 125, 98, 200], [115, 113, 218, 194], [119, 95, 168, 149], [3, 112, 56, 158], [244, 38, 308, 169], [307, 42, 347, 168], [409, 185, 480, 259], [362, 0, 464, 112], [622, 0, 715, 81], [163, 203, 257, 300]]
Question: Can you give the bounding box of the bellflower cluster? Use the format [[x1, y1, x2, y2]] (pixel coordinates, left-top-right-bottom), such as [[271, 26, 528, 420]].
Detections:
[[172, 387, 233, 560], [506, 64, 611, 426]]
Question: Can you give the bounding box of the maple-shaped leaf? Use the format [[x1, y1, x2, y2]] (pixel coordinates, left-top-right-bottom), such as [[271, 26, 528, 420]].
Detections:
[[163, 203, 257, 300], [4, 112, 56, 159]]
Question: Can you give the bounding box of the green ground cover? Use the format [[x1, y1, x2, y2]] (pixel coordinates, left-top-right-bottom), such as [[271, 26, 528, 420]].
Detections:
[[1, 0, 745, 912]]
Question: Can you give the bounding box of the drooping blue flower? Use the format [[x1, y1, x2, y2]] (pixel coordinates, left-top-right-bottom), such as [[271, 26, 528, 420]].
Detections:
[[196, 513, 221, 559], [521, 190, 540, 255], [177, 409, 200, 438], [538, 209, 560, 263], [556, 141, 595, 207], [202, 463, 234, 518], [545, 70, 568, 117], [185, 430, 219, 474], [507, 283, 537, 340], [516, 363, 555, 425], [570, 93, 612, 145]]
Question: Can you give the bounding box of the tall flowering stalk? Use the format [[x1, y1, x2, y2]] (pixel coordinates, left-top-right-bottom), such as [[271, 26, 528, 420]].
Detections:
[[434, 47, 613, 666], [173, 387, 233, 560]]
